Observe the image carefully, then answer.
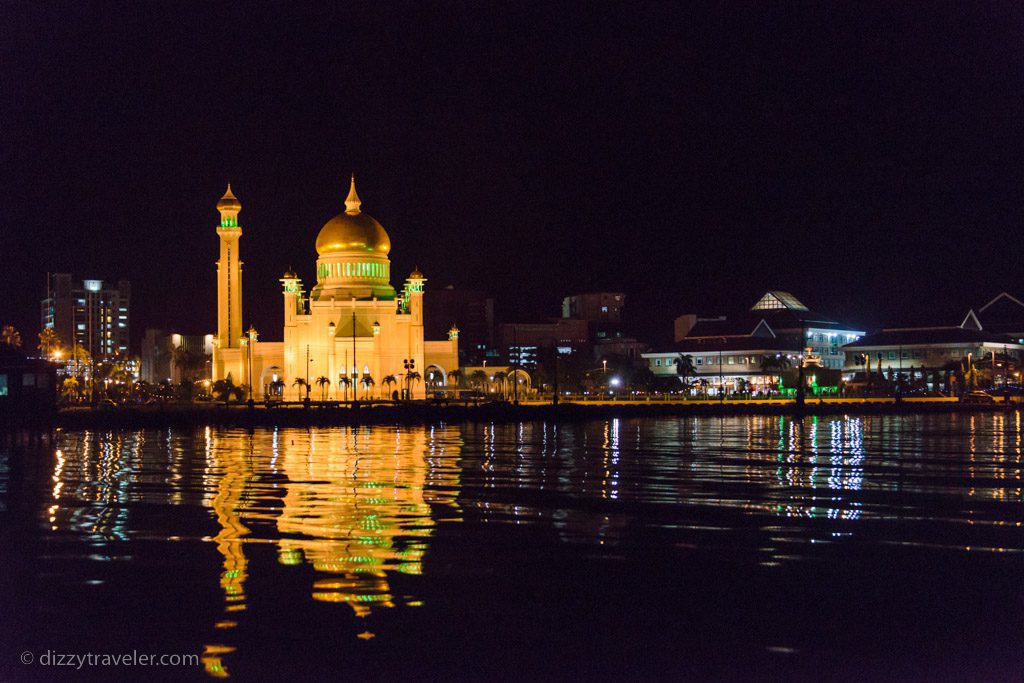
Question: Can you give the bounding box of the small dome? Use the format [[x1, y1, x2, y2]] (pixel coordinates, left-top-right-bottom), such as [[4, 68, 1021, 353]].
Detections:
[[217, 183, 241, 212], [409, 266, 425, 279], [282, 267, 298, 279]]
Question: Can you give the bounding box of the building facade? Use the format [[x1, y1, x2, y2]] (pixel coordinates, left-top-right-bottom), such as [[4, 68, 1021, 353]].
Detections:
[[41, 273, 131, 359], [643, 291, 862, 394], [141, 329, 214, 384], [210, 179, 458, 400]]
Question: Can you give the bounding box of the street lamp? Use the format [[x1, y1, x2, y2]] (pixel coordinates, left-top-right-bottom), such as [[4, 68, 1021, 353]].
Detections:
[[403, 357, 416, 400], [246, 326, 257, 405]]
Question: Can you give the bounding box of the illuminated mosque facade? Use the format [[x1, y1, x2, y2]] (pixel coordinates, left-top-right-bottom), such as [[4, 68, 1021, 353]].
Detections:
[[211, 178, 459, 399]]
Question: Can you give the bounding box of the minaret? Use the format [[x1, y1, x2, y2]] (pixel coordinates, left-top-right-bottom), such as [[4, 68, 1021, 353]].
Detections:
[[405, 267, 426, 398], [216, 184, 243, 355]]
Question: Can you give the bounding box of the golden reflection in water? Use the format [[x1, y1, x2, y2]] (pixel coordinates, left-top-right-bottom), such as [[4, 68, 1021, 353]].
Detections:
[[201, 426, 460, 677]]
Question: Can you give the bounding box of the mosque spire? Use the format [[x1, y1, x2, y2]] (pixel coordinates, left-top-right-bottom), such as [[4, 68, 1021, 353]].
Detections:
[[345, 174, 362, 215], [216, 182, 241, 228]]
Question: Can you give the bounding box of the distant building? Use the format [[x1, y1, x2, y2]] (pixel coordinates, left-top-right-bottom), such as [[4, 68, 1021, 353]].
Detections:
[[840, 298, 1024, 390], [141, 329, 214, 384], [41, 273, 131, 359], [562, 293, 624, 322], [644, 318, 806, 394], [0, 345, 57, 422], [842, 327, 1023, 375], [499, 319, 589, 369], [594, 337, 649, 364], [970, 292, 1024, 341], [643, 291, 863, 394], [424, 286, 495, 365], [670, 292, 863, 370]]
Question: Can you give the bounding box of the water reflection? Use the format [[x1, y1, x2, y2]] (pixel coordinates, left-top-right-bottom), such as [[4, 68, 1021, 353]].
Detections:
[[22, 414, 1024, 677]]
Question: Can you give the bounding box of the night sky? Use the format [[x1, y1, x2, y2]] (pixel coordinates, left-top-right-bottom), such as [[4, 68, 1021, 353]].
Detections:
[[3, 2, 1022, 349]]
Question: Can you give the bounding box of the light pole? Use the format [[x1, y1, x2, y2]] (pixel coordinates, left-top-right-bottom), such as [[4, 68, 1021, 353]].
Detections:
[[403, 357, 416, 401], [718, 337, 725, 403], [246, 326, 257, 406], [305, 345, 313, 402]]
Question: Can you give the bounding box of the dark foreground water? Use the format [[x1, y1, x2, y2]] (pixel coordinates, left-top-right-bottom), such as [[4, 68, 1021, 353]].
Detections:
[[1, 415, 1022, 681]]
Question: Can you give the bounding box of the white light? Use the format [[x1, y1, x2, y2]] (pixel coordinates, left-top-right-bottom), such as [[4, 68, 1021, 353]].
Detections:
[[609, 377, 621, 387]]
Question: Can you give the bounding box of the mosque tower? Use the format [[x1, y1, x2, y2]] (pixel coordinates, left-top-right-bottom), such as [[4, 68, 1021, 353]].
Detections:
[[214, 184, 243, 377]]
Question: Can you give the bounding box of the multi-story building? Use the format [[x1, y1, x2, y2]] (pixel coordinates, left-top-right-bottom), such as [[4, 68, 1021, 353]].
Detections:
[[499, 319, 589, 369], [561, 292, 624, 322], [140, 329, 214, 384], [840, 294, 1024, 390], [643, 291, 863, 394], [41, 274, 131, 359]]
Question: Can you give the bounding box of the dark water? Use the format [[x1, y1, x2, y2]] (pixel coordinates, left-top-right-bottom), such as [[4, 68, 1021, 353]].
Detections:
[[1, 415, 1022, 681]]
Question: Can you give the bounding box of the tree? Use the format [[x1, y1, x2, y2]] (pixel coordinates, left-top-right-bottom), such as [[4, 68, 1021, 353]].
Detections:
[[38, 328, 62, 356], [212, 377, 243, 404], [674, 354, 695, 389], [446, 369, 463, 388], [1, 325, 22, 349], [469, 369, 488, 391], [60, 377, 81, 403], [337, 376, 352, 401], [361, 375, 375, 400], [269, 378, 286, 399], [315, 376, 331, 401], [406, 371, 422, 398], [293, 377, 308, 401], [382, 374, 398, 399], [491, 370, 508, 398]]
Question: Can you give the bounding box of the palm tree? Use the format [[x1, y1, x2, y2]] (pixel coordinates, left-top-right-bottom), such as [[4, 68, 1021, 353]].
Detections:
[[38, 328, 62, 356], [673, 354, 695, 393], [382, 374, 398, 399], [1, 325, 22, 349], [293, 377, 308, 401], [60, 377, 81, 403], [470, 369, 488, 391], [361, 375, 375, 400], [407, 371, 422, 398], [315, 375, 331, 401], [212, 377, 241, 404], [269, 378, 286, 399], [337, 375, 352, 401], [491, 370, 508, 398]]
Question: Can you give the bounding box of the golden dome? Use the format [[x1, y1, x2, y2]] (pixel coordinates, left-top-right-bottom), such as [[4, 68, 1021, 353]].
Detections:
[[217, 183, 241, 212], [315, 177, 391, 255]]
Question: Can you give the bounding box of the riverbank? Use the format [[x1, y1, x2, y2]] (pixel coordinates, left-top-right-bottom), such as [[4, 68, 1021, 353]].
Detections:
[[40, 398, 1018, 430]]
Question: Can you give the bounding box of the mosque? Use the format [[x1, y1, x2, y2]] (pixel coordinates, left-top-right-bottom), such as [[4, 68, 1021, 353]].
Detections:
[[210, 178, 459, 400]]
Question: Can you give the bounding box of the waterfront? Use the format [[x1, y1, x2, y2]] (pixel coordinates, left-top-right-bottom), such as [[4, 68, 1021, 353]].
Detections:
[[1, 415, 1022, 680]]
